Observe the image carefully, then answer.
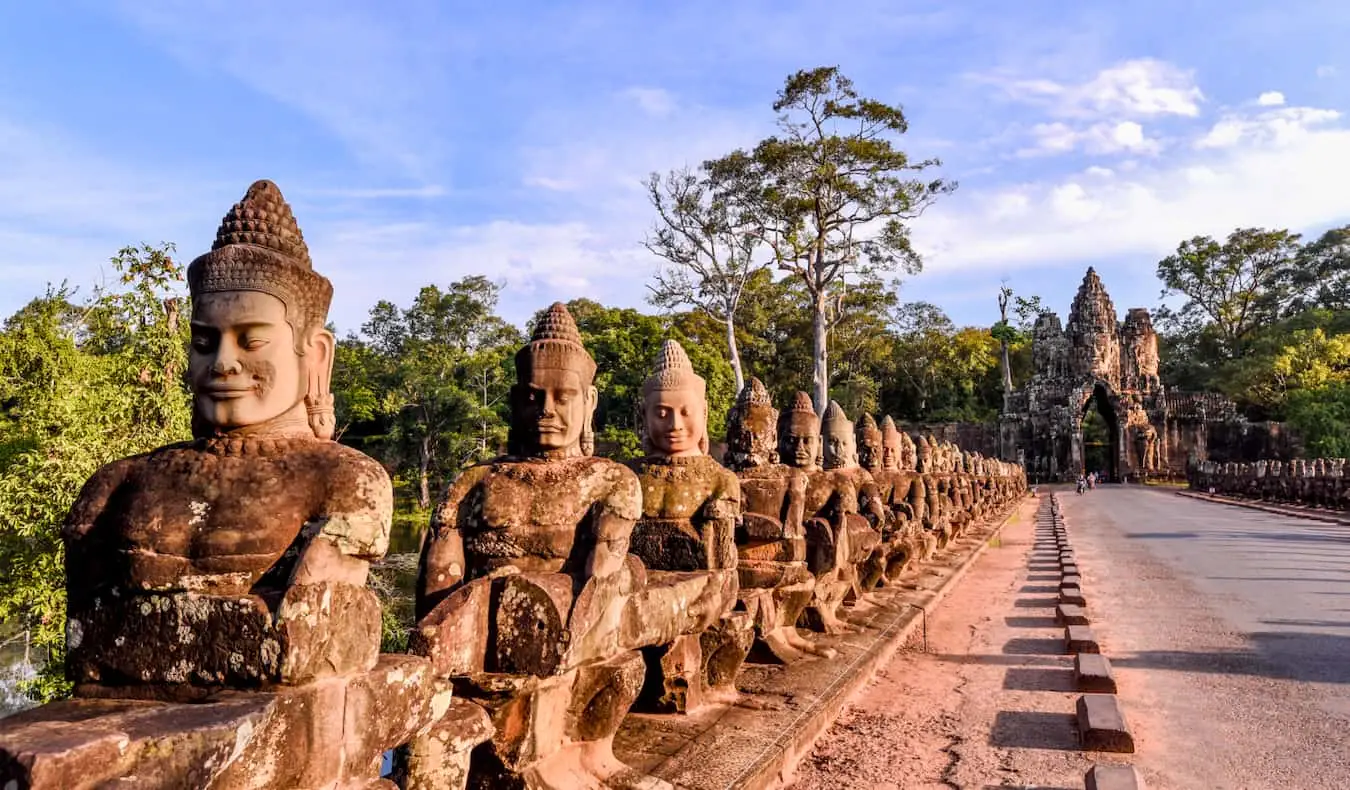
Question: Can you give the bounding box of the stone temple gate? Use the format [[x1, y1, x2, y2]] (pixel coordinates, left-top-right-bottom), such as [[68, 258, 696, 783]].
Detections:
[[998, 268, 1270, 483]]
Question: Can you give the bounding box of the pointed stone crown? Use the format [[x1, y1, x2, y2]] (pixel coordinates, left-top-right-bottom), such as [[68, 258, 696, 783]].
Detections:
[[188, 179, 332, 332], [781, 390, 820, 434], [820, 400, 852, 438], [643, 339, 705, 397], [856, 412, 881, 442], [516, 302, 597, 382], [880, 415, 900, 442], [737, 376, 774, 409]]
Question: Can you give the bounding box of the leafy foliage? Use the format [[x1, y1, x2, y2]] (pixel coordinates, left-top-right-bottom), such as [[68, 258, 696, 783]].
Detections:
[[0, 244, 191, 703]]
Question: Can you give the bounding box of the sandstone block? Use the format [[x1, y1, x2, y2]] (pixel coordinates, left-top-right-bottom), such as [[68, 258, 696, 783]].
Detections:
[[1077, 694, 1135, 753], [1066, 625, 1100, 654], [1075, 653, 1118, 693], [1056, 603, 1090, 626], [1060, 586, 1087, 606], [1086, 764, 1147, 790]]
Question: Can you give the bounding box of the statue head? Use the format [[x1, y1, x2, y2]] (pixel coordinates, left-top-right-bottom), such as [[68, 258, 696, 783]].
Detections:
[[897, 427, 916, 472], [821, 401, 858, 470], [856, 413, 883, 471], [779, 392, 821, 471], [509, 302, 598, 458], [187, 180, 335, 440], [725, 377, 778, 470], [641, 339, 708, 457], [878, 416, 902, 472]]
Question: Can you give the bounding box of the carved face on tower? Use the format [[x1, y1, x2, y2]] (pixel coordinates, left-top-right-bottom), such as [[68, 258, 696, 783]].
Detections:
[[187, 180, 335, 439], [641, 339, 708, 457], [779, 392, 821, 470], [856, 413, 883, 471], [821, 401, 858, 470], [725, 377, 778, 469], [510, 302, 599, 457]]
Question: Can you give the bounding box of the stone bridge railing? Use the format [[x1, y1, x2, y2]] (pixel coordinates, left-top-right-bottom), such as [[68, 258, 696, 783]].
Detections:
[[1189, 458, 1349, 509]]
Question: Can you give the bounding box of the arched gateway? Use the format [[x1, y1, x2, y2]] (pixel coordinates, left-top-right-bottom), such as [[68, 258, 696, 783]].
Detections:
[[998, 268, 1224, 483]]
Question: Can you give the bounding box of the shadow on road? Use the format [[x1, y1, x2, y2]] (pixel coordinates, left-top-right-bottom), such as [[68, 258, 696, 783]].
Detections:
[[989, 710, 1079, 750], [1113, 631, 1350, 684], [1002, 667, 1076, 692], [1001, 637, 1064, 656], [1005, 615, 1059, 628]]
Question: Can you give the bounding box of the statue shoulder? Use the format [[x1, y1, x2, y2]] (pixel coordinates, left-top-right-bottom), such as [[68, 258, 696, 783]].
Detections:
[[62, 451, 155, 540], [578, 456, 642, 520]]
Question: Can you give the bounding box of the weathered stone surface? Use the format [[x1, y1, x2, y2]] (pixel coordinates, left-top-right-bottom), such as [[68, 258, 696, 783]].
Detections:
[[1076, 694, 1136, 753], [1085, 763, 1147, 790], [1075, 653, 1118, 693], [1060, 586, 1087, 606], [1066, 625, 1101, 654], [1057, 603, 1090, 626]]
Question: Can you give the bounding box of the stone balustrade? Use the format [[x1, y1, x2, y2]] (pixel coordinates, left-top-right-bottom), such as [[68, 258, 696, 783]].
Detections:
[[1189, 458, 1349, 509]]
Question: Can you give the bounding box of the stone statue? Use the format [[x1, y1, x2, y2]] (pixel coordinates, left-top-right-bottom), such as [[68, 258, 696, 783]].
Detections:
[[65, 179, 392, 694], [627, 340, 752, 711], [724, 378, 834, 663], [857, 415, 922, 584], [411, 305, 739, 786], [4, 180, 489, 790], [819, 402, 884, 592], [780, 392, 863, 633]]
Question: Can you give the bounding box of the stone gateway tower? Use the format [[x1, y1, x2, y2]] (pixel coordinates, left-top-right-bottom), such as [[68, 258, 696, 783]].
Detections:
[[999, 268, 1255, 482]]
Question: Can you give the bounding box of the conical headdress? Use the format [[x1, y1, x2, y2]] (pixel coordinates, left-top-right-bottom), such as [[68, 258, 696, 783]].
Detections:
[[188, 179, 332, 333], [820, 400, 853, 438], [780, 391, 820, 435], [516, 302, 597, 382], [880, 415, 900, 444], [856, 412, 881, 443], [642, 339, 706, 398]]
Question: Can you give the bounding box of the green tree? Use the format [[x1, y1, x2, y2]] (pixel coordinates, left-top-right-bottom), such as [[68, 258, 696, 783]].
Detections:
[[0, 243, 191, 703], [644, 166, 769, 393], [1287, 224, 1350, 312], [705, 66, 955, 412], [1154, 227, 1302, 359]]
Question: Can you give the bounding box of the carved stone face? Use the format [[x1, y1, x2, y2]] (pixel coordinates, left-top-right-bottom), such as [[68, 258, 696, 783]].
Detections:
[[824, 429, 856, 470], [189, 291, 310, 431], [858, 431, 883, 471], [644, 387, 706, 457], [514, 367, 596, 453], [782, 427, 820, 469]]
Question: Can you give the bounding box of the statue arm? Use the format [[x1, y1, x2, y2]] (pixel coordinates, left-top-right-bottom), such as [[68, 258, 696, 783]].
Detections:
[[416, 466, 484, 619], [588, 463, 642, 580], [293, 455, 394, 587], [702, 471, 742, 570], [62, 457, 136, 605], [783, 472, 808, 539]]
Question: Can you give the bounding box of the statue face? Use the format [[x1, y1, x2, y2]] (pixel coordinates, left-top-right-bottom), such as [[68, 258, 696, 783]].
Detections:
[[858, 434, 883, 470], [782, 428, 819, 469], [824, 430, 856, 470], [645, 388, 706, 457], [189, 291, 307, 431], [515, 367, 594, 453]]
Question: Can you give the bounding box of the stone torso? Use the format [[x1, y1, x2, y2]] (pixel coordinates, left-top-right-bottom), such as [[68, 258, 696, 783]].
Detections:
[[803, 469, 859, 520], [64, 437, 391, 600], [441, 455, 640, 578], [628, 455, 740, 572]]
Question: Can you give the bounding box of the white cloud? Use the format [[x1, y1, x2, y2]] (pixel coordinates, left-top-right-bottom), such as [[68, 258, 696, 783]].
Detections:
[[1257, 91, 1286, 107], [994, 58, 1203, 119], [1195, 106, 1341, 149], [1018, 120, 1161, 157], [912, 102, 1350, 274]]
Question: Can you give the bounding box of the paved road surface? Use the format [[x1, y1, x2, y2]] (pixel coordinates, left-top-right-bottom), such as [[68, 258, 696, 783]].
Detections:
[[1062, 486, 1350, 787], [787, 488, 1350, 789]]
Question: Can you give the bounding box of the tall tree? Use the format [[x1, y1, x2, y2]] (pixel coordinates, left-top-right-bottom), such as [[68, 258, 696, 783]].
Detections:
[[706, 66, 955, 412], [992, 282, 1015, 399], [1288, 224, 1350, 312], [644, 166, 768, 392], [1154, 227, 1302, 358]]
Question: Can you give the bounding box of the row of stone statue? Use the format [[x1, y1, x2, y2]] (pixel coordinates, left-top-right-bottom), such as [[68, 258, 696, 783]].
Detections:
[[0, 180, 1024, 790], [1190, 458, 1350, 508]]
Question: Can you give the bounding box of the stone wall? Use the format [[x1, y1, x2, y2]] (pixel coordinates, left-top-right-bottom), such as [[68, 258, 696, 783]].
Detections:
[[1191, 457, 1344, 508], [897, 421, 1000, 458]]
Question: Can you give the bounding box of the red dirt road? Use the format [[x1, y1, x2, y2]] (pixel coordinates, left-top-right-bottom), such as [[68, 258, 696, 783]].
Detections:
[[782, 496, 1107, 789]]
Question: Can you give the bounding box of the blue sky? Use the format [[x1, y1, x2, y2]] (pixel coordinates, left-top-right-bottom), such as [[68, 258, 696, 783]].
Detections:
[[3, 1, 1350, 336]]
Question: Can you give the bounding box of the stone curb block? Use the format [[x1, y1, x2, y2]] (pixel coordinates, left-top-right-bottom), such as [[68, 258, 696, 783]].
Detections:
[[1060, 586, 1086, 606], [1057, 603, 1090, 626], [1076, 694, 1136, 753], [1062, 563, 1080, 576], [1060, 575, 1082, 590], [1074, 653, 1117, 693], [1065, 624, 1100, 653], [1085, 763, 1146, 790]]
